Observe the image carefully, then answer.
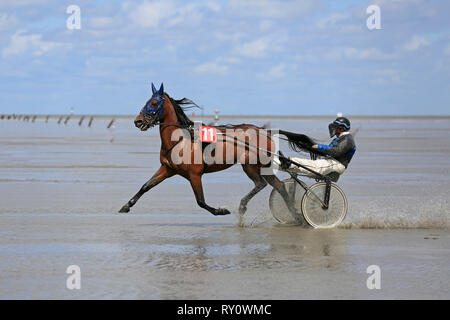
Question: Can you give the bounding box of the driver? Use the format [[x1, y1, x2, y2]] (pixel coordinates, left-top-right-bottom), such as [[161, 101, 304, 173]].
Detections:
[[277, 117, 356, 177]]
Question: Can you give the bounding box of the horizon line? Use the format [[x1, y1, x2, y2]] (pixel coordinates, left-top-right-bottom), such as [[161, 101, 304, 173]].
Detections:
[[2, 114, 450, 119]]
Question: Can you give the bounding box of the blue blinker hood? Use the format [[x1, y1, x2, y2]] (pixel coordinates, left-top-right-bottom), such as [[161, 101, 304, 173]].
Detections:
[[143, 82, 165, 121]]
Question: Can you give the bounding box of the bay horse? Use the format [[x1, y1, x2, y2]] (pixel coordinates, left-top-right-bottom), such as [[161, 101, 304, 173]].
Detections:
[[119, 83, 296, 217]]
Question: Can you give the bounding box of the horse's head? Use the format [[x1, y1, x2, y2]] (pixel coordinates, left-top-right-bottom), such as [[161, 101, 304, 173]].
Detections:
[[134, 82, 166, 131]]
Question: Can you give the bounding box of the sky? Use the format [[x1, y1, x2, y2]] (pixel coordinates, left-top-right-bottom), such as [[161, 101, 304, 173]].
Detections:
[[0, 0, 449, 116]]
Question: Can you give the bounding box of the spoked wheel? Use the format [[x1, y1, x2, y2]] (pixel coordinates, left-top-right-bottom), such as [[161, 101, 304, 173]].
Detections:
[[269, 178, 307, 225], [301, 182, 347, 229]]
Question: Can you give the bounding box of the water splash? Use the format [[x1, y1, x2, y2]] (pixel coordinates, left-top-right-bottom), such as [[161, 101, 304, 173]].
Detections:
[[340, 197, 449, 229], [234, 196, 450, 229]]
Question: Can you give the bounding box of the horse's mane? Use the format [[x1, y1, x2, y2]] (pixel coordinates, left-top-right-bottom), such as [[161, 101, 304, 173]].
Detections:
[[166, 93, 200, 126]]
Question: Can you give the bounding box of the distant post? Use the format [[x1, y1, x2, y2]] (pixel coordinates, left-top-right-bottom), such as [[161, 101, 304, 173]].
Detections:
[[214, 109, 220, 126], [107, 118, 115, 129]]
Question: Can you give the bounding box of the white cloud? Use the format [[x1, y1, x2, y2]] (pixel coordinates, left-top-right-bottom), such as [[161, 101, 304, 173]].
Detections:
[[0, 0, 49, 9], [235, 35, 289, 59], [317, 12, 349, 29], [127, 0, 220, 29], [235, 38, 270, 58], [404, 35, 429, 51], [316, 12, 363, 33], [294, 53, 321, 64], [166, 2, 206, 28], [234, 33, 288, 59], [205, 1, 221, 12], [90, 17, 116, 29], [194, 62, 229, 75], [0, 13, 19, 32], [214, 31, 245, 43], [217, 56, 241, 65], [259, 20, 273, 32], [267, 63, 287, 79], [371, 69, 401, 85], [325, 47, 398, 61], [226, 0, 318, 19], [128, 0, 176, 28], [445, 44, 450, 56], [258, 63, 292, 80], [2, 30, 60, 58]]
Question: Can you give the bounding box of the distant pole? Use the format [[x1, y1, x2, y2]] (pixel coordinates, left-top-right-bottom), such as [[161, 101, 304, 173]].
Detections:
[[46, 115, 50, 123], [107, 118, 115, 129], [64, 115, 71, 125], [58, 116, 63, 124], [214, 109, 220, 126], [32, 115, 37, 123], [78, 115, 85, 126], [88, 116, 94, 127]]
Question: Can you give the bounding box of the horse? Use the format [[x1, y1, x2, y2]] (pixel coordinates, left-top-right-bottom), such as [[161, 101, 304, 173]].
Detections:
[[118, 83, 298, 217]]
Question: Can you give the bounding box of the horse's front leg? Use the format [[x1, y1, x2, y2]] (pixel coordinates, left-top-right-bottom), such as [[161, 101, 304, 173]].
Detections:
[[189, 173, 230, 216], [119, 165, 174, 213]]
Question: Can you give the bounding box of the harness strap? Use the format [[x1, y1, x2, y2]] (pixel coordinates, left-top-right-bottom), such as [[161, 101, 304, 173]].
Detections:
[[162, 136, 183, 169]]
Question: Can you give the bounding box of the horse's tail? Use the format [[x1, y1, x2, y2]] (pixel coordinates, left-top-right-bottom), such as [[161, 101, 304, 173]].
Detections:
[[278, 130, 320, 155]]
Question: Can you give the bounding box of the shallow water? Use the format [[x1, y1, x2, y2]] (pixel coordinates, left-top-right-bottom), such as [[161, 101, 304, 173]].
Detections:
[[0, 116, 449, 299]]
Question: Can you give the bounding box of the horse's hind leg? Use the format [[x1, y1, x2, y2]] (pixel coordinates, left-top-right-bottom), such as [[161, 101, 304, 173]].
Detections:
[[119, 165, 174, 213], [239, 165, 267, 215], [189, 173, 230, 216], [263, 174, 297, 214]]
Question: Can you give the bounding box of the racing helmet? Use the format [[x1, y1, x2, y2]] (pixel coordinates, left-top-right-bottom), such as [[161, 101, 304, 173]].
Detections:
[[328, 117, 351, 138]]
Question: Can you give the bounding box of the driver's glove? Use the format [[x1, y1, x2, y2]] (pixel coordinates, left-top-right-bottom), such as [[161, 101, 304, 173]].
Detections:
[[278, 151, 291, 171]]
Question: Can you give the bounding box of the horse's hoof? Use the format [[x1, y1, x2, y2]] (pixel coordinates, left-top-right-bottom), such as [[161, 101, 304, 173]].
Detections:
[[216, 208, 231, 216], [119, 205, 130, 213], [238, 204, 247, 215]]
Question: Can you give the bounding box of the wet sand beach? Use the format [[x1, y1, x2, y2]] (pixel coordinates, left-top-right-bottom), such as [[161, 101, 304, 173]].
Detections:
[[0, 116, 449, 299]]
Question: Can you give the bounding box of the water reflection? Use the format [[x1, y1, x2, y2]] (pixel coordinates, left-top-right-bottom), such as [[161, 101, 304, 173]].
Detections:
[[117, 224, 350, 273]]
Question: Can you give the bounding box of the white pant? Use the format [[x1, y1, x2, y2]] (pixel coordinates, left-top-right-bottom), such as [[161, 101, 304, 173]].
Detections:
[[274, 157, 346, 177]]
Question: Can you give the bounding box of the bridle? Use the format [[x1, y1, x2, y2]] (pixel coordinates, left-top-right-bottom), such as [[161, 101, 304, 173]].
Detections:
[[141, 93, 166, 127]]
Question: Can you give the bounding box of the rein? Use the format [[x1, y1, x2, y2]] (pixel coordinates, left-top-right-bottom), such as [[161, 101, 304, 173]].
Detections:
[[155, 121, 329, 179]]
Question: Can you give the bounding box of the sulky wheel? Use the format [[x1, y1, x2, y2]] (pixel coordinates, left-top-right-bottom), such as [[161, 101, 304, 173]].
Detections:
[[269, 178, 307, 225], [301, 182, 347, 228]]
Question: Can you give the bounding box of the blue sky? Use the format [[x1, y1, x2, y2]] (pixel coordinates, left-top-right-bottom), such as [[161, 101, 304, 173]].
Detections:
[[0, 0, 449, 115]]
